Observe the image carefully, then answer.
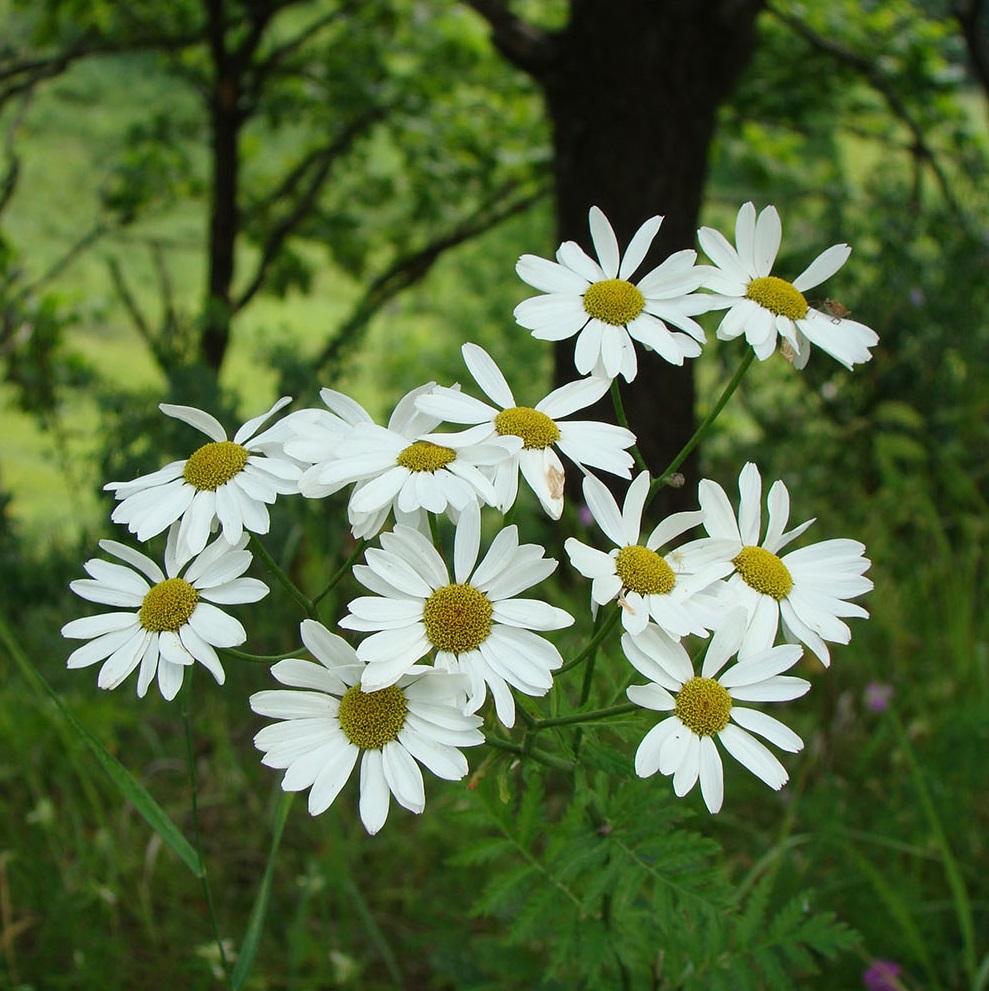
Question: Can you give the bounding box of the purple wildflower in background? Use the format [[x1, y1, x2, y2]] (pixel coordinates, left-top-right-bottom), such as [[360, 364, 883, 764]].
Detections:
[[862, 959, 903, 991], [864, 682, 894, 712]]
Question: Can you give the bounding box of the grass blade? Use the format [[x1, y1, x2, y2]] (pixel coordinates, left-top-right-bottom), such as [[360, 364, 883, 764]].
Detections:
[[0, 612, 203, 878], [230, 790, 295, 990]]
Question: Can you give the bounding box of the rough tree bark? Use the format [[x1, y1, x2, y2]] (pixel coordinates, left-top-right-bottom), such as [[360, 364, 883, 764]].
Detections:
[[465, 0, 764, 509]]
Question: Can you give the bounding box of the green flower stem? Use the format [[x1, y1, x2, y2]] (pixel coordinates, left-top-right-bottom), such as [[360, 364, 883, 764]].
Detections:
[[533, 702, 638, 731], [558, 608, 620, 675], [484, 736, 575, 772], [651, 348, 755, 496], [313, 538, 368, 608], [180, 674, 232, 987], [609, 379, 649, 472], [220, 646, 307, 664], [428, 512, 442, 552], [249, 533, 318, 619]]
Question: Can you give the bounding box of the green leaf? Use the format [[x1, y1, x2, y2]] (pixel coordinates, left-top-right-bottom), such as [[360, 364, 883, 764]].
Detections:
[[0, 612, 203, 878]]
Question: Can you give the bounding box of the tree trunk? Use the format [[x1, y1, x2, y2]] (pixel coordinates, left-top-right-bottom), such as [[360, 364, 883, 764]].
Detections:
[[473, 0, 763, 511]]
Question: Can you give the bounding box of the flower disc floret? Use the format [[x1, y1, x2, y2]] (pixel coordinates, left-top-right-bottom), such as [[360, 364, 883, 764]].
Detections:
[[733, 545, 793, 600], [745, 276, 809, 320], [493, 406, 561, 450], [583, 278, 645, 325], [337, 683, 408, 750], [674, 677, 732, 736], [138, 578, 199, 632], [423, 583, 493, 654], [395, 440, 457, 473], [615, 545, 676, 596], [182, 440, 250, 491]]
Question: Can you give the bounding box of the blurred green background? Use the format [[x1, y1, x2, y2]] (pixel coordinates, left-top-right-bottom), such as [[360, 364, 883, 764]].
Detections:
[[1, 1, 987, 988]]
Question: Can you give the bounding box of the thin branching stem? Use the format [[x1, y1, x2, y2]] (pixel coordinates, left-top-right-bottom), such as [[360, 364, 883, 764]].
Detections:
[[180, 675, 232, 987], [651, 349, 755, 498], [249, 533, 317, 619], [313, 537, 367, 608], [609, 379, 649, 472]]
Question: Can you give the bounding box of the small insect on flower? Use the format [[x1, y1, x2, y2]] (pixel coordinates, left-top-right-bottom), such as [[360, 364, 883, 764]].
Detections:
[[817, 298, 852, 323]]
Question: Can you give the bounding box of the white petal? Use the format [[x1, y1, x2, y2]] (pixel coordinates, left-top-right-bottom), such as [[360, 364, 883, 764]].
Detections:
[[718, 723, 788, 790], [358, 750, 391, 834], [159, 403, 226, 441], [698, 736, 724, 813], [792, 243, 851, 292], [381, 741, 426, 814]]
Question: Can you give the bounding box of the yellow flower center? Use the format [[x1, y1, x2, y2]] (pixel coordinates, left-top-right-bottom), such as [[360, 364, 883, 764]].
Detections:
[[183, 440, 249, 491], [494, 406, 561, 450], [582, 278, 645, 326], [422, 583, 492, 654], [337, 683, 408, 750], [733, 545, 793, 600], [745, 276, 809, 320], [614, 545, 676, 596], [396, 440, 456, 473], [139, 577, 199, 632], [675, 676, 732, 736]]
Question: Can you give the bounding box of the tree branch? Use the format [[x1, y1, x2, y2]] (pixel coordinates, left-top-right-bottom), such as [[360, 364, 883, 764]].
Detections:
[[248, 0, 363, 96], [768, 2, 964, 217], [460, 0, 557, 76], [233, 107, 386, 312], [954, 0, 989, 98], [313, 181, 549, 376], [0, 31, 203, 109]]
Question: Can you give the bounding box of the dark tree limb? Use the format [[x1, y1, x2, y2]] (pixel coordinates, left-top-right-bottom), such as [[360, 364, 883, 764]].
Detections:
[[233, 107, 386, 313], [461, 0, 556, 74], [313, 181, 550, 377], [954, 0, 989, 97], [768, 2, 964, 218]]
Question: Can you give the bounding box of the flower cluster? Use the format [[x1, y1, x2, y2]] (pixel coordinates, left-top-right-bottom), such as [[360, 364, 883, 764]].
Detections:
[[63, 200, 875, 830]]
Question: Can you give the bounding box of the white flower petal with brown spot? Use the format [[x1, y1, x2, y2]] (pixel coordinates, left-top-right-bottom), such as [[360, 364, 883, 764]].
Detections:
[[624, 617, 809, 813], [415, 343, 636, 519], [689, 462, 873, 666], [61, 526, 268, 701], [105, 397, 301, 563], [340, 503, 573, 729], [295, 383, 511, 538], [514, 206, 712, 382], [698, 201, 879, 369], [250, 619, 483, 834]]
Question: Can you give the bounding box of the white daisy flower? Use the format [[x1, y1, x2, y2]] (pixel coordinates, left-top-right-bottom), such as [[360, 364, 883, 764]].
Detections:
[[414, 343, 636, 519], [696, 462, 873, 666], [624, 614, 810, 813], [564, 472, 734, 638], [299, 383, 512, 538], [340, 503, 574, 728], [514, 205, 712, 382], [698, 201, 879, 369], [282, 387, 375, 497], [61, 528, 268, 700], [105, 397, 301, 562], [250, 619, 484, 835]]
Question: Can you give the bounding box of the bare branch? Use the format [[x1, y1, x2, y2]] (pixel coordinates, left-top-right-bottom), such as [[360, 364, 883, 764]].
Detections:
[[105, 254, 169, 370], [461, 0, 557, 76], [0, 31, 203, 109], [249, 0, 364, 95], [954, 0, 989, 98], [313, 181, 549, 377], [233, 106, 386, 312], [768, 2, 964, 217]]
